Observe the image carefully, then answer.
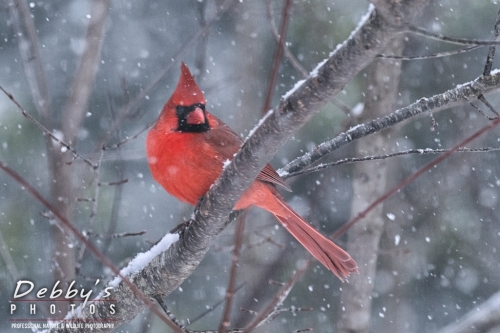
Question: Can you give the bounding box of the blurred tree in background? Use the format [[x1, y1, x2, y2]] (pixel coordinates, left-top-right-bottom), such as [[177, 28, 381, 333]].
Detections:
[[1, 0, 500, 332]]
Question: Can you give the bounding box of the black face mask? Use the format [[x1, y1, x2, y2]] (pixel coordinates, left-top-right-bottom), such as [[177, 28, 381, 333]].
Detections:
[[176, 103, 210, 133]]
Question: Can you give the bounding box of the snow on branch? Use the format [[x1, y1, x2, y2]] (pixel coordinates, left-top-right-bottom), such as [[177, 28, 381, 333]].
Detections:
[[281, 71, 500, 177]]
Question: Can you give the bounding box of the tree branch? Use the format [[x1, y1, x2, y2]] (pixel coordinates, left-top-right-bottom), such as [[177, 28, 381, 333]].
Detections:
[[219, 214, 246, 333], [60, 0, 110, 141], [261, 0, 293, 114], [280, 71, 500, 177], [338, 34, 405, 333], [8, 0, 51, 125]]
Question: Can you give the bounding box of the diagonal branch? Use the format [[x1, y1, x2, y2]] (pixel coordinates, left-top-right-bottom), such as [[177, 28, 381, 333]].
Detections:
[[483, 7, 500, 76], [265, 0, 308, 79], [243, 266, 307, 332], [409, 25, 500, 46], [280, 71, 500, 177], [219, 213, 246, 333], [8, 0, 51, 125], [286, 146, 500, 178], [61, 0, 111, 142], [261, 0, 293, 114]]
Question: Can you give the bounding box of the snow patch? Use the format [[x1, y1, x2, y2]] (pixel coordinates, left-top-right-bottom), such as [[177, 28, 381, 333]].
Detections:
[[310, 58, 328, 78], [394, 235, 401, 246], [455, 80, 474, 89], [222, 159, 231, 170], [490, 68, 500, 76], [109, 233, 179, 288], [245, 109, 274, 141], [351, 102, 364, 116], [277, 169, 289, 177], [282, 79, 306, 100]]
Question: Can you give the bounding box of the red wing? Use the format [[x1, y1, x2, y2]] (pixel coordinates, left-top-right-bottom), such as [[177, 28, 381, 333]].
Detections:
[[204, 118, 243, 159], [206, 114, 291, 192]]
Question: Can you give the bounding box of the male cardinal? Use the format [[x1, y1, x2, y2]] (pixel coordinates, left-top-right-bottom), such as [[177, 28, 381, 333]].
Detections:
[[146, 63, 358, 280]]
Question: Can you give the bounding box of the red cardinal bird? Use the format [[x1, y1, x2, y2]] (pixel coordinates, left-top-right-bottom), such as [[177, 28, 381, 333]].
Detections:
[[146, 63, 358, 280]]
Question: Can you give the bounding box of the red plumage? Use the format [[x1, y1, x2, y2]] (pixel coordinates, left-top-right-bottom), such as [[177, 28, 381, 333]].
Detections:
[[146, 63, 358, 280]]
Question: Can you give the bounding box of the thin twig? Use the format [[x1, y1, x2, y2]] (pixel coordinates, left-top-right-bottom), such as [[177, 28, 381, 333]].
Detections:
[[266, 0, 308, 79], [332, 99, 357, 116], [102, 121, 156, 150], [9, 0, 51, 124], [265, 306, 312, 322], [261, 0, 293, 114], [478, 94, 500, 118], [99, 179, 129, 186], [484, 7, 500, 76], [332, 116, 500, 239], [243, 266, 307, 332], [219, 213, 246, 333], [0, 86, 97, 168], [86, 230, 146, 239], [155, 296, 190, 333], [409, 25, 500, 46], [286, 146, 500, 178], [102, 92, 127, 256], [188, 283, 246, 326], [245, 230, 286, 250], [377, 45, 483, 60], [466, 96, 497, 121], [89, 151, 104, 225], [39, 212, 74, 241]]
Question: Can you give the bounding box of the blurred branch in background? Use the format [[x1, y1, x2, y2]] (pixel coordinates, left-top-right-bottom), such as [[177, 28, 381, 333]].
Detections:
[[338, 34, 405, 333], [265, 0, 308, 79], [60, 0, 110, 140], [261, 0, 293, 114], [8, 0, 51, 125], [218, 212, 245, 333], [243, 265, 307, 332], [437, 290, 500, 333]]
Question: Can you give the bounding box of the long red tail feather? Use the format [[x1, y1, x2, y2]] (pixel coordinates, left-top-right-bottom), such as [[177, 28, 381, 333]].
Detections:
[[272, 199, 358, 281]]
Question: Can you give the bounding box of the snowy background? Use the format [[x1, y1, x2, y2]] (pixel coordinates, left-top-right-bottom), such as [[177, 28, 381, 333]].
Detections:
[[1, 0, 500, 332]]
